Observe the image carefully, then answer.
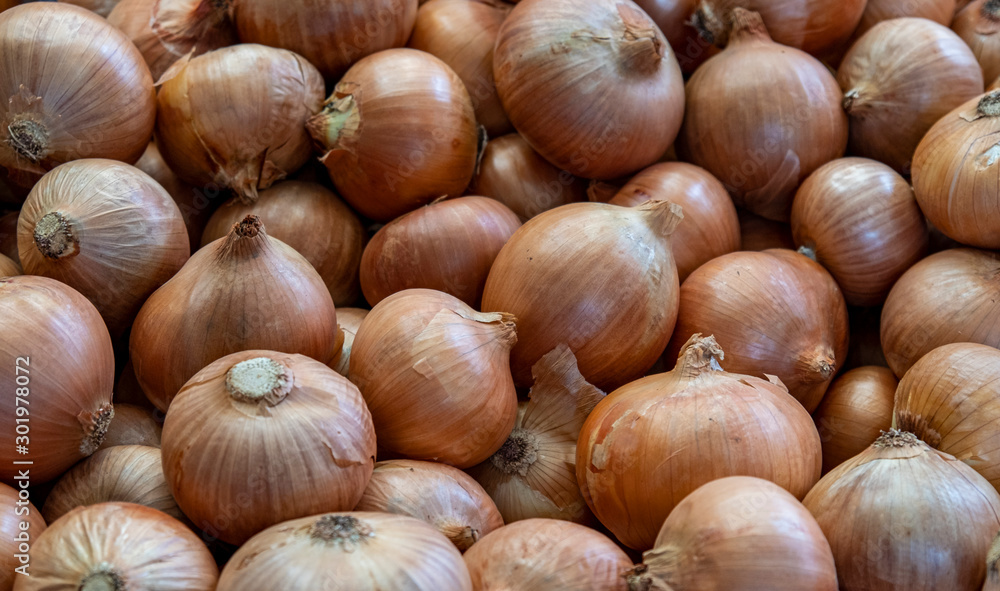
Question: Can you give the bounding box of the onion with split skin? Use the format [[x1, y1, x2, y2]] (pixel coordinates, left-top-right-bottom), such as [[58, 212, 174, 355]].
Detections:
[[813, 366, 896, 474], [331, 307, 367, 378], [0, 483, 45, 591], [954, 0, 1000, 85]]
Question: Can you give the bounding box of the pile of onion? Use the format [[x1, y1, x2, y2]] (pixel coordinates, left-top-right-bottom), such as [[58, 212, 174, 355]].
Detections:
[[812, 366, 896, 474], [954, 0, 1000, 85], [0, 482, 45, 590]]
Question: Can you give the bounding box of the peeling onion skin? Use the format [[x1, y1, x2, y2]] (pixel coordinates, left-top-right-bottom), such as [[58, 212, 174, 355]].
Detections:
[[813, 366, 896, 475], [0, 483, 45, 591], [330, 307, 367, 378]]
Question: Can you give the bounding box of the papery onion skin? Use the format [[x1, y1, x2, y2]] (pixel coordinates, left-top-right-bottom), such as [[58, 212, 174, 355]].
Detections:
[[0, 276, 114, 484], [134, 142, 217, 253], [331, 307, 367, 378], [493, 0, 685, 180], [0, 253, 18, 277], [97, 404, 160, 450], [0, 483, 45, 591], [813, 366, 896, 474], [216, 512, 473, 591], [954, 0, 1000, 85], [0, 4, 155, 178]]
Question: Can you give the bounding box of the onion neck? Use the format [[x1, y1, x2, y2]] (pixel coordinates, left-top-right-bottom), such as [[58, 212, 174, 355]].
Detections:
[[626, 563, 676, 591], [309, 515, 375, 550], [984, 0, 1000, 21], [33, 212, 79, 259], [215, 214, 271, 261], [306, 92, 360, 152], [438, 521, 479, 552], [674, 334, 725, 378], [489, 428, 539, 477], [637, 200, 684, 239], [80, 566, 124, 591], [800, 346, 836, 383], [79, 404, 114, 457], [6, 118, 48, 163], [874, 429, 920, 449], [617, 4, 664, 75], [225, 357, 292, 406], [893, 410, 943, 448], [978, 91, 1000, 118], [699, 6, 772, 48]]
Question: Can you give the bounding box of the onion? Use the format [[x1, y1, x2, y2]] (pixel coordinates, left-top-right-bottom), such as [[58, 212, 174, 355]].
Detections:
[[790, 157, 929, 307], [201, 181, 366, 307], [0, 4, 155, 179], [493, 0, 685, 179], [578, 335, 822, 550], [0, 482, 45, 591], [97, 404, 160, 451], [16, 159, 189, 338], [804, 430, 1000, 591], [216, 512, 473, 590], [408, 0, 512, 137], [349, 289, 518, 468], [354, 459, 503, 552], [467, 344, 605, 524], [162, 350, 376, 545], [0, 253, 18, 277], [112, 361, 155, 412], [130, 215, 341, 412], [464, 518, 632, 589], [629, 476, 837, 590], [232, 0, 418, 81], [106, 0, 236, 82], [18, 502, 217, 590], [665, 249, 849, 413], [854, 0, 956, 40], [134, 142, 217, 253], [58, 0, 119, 16], [482, 201, 683, 391], [954, 0, 1000, 85], [738, 208, 795, 251], [677, 9, 847, 222], [331, 307, 367, 378], [469, 133, 587, 223], [634, 0, 716, 74], [881, 248, 1000, 378], [0, 211, 17, 261], [609, 162, 740, 282], [360, 196, 520, 308], [0, 276, 114, 484], [156, 44, 324, 204], [813, 366, 896, 474], [839, 19, 983, 175]]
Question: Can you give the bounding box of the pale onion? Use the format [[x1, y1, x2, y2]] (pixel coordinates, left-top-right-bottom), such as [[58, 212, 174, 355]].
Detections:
[[17, 159, 189, 338], [134, 143, 215, 252], [677, 9, 847, 222], [0, 482, 45, 591], [97, 404, 160, 450], [634, 0, 716, 74], [468, 344, 605, 524], [738, 208, 795, 251], [161, 350, 376, 545], [804, 430, 1000, 591], [232, 0, 418, 81], [854, 0, 956, 39], [15, 502, 217, 590], [0, 4, 155, 179], [349, 289, 518, 468], [469, 133, 586, 223], [609, 162, 740, 282], [493, 0, 685, 179], [813, 366, 896, 474], [216, 512, 472, 591], [881, 248, 1000, 378], [482, 201, 683, 391], [0, 211, 17, 260], [57, 0, 119, 16], [839, 18, 983, 175], [629, 476, 837, 591], [201, 181, 366, 306], [156, 44, 324, 204], [790, 157, 928, 306], [0, 254, 17, 277], [354, 459, 503, 552], [360, 196, 520, 308], [407, 0, 513, 136], [331, 307, 367, 378], [307, 48, 479, 222], [954, 0, 1000, 84], [578, 335, 822, 550], [464, 518, 632, 590], [664, 249, 849, 413], [0, 276, 114, 484]]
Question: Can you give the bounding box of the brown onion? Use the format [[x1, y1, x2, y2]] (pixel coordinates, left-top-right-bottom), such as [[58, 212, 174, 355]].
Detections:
[[677, 9, 847, 222], [738, 208, 795, 251], [839, 18, 983, 175], [134, 142, 217, 252], [0, 482, 45, 590], [130, 215, 340, 412], [665, 249, 849, 413], [331, 307, 367, 378], [0, 4, 155, 179], [493, 0, 684, 179], [97, 404, 160, 450], [881, 248, 1000, 378], [469, 133, 587, 223], [0, 276, 114, 484], [790, 157, 929, 306], [112, 361, 155, 412], [360, 196, 520, 308], [350, 289, 518, 468], [854, 0, 956, 40], [578, 335, 822, 550], [954, 0, 1000, 84], [218, 512, 472, 590], [634, 0, 716, 74], [0, 211, 17, 261], [201, 181, 366, 307], [156, 44, 324, 204], [813, 366, 896, 474], [0, 253, 17, 277]]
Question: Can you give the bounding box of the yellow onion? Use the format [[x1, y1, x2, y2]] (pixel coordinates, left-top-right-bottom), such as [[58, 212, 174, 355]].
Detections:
[[629, 476, 837, 590], [17, 159, 189, 338], [665, 249, 849, 413], [97, 404, 160, 451], [854, 0, 956, 40], [738, 208, 795, 251], [0, 276, 114, 484], [161, 350, 375, 546], [307, 48, 479, 222], [216, 512, 473, 591], [58, 0, 120, 16], [156, 44, 324, 204], [0, 482, 45, 591], [134, 142, 216, 253], [0, 4, 155, 179], [813, 366, 896, 474], [354, 459, 503, 552], [360, 196, 520, 308], [350, 289, 518, 468], [482, 201, 683, 391], [467, 344, 605, 524], [578, 335, 822, 550], [15, 502, 217, 590], [331, 307, 367, 378], [839, 18, 984, 175], [201, 181, 366, 306], [0, 254, 18, 277], [954, 0, 1000, 84], [130, 215, 341, 412], [804, 430, 1000, 591]]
